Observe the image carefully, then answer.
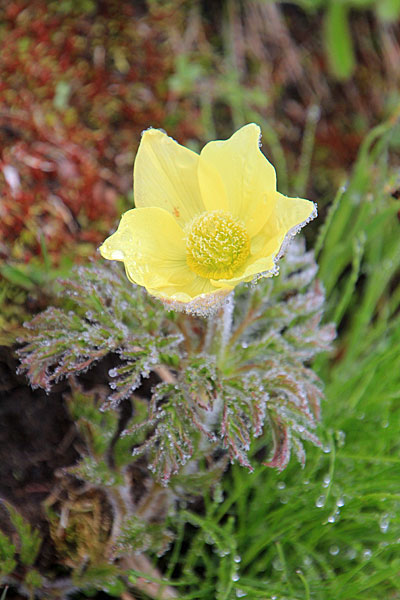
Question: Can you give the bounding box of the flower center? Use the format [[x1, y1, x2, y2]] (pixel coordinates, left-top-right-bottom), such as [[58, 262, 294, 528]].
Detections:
[[185, 210, 250, 280]]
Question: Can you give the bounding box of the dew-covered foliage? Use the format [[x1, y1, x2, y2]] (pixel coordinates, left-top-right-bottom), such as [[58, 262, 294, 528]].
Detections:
[[9, 235, 333, 597], [18, 238, 334, 488], [17, 263, 182, 395]]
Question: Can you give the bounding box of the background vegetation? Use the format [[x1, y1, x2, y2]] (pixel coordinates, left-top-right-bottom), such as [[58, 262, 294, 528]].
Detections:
[[1, 0, 400, 598]]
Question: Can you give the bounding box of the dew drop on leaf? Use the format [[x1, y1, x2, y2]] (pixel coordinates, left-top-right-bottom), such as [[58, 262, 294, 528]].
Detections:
[[327, 511, 339, 523], [323, 474, 331, 487], [379, 514, 390, 533], [347, 547, 357, 560], [336, 430, 346, 447]]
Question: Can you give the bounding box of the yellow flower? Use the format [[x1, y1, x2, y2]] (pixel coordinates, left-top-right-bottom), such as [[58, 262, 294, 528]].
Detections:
[[100, 124, 316, 313]]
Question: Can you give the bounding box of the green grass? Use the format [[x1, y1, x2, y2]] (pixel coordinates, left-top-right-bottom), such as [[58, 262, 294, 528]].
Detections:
[[137, 109, 400, 599]]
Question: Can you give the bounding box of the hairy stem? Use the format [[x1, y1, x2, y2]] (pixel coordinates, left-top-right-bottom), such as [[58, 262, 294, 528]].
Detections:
[[218, 292, 235, 364]]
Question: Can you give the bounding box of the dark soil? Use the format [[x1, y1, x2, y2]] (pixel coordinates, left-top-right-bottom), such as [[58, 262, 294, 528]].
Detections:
[[0, 346, 81, 587], [0, 346, 78, 532], [0, 345, 162, 598]]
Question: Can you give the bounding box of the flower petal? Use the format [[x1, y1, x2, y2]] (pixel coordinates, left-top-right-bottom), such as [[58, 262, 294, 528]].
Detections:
[[147, 275, 225, 304], [134, 128, 205, 226], [100, 206, 226, 303], [198, 123, 277, 237], [100, 207, 189, 288], [272, 192, 317, 237], [211, 192, 316, 287], [249, 192, 316, 259], [197, 152, 229, 213]]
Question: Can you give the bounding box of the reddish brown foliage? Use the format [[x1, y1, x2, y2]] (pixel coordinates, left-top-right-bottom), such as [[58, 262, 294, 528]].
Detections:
[[0, 0, 200, 265]]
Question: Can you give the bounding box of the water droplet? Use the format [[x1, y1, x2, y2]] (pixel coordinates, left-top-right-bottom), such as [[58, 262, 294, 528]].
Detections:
[[315, 494, 326, 508], [344, 547, 356, 560], [108, 368, 118, 378], [381, 420, 389, 428], [303, 479, 310, 486], [329, 545, 339, 556], [363, 548, 372, 560], [277, 481, 286, 490], [336, 430, 346, 447], [272, 557, 283, 571], [322, 444, 331, 454], [336, 496, 345, 507], [236, 590, 247, 598], [323, 474, 331, 487], [234, 555, 241, 563], [327, 514, 336, 523], [380, 514, 390, 533], [232, 573, 240, 582]]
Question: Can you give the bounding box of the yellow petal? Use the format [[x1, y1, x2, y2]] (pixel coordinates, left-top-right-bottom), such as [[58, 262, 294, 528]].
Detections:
[[272, 192, 317, 236], [211, 193, 316, 287], [198, 123, 277, 237], [197, 152, 229, 213], [100, 207, 189, 289], [249, 192, 316, 260], [100, 206, 227, 303], [147, 275, 225, 304], [133, 128, 205, 226]]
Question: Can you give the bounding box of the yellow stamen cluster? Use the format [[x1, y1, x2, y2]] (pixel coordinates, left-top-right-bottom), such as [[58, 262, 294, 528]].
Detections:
[[185, 210, 250, 279]]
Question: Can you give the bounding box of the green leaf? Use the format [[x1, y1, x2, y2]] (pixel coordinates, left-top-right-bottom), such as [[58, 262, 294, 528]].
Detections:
[[0, 265, 36, 290], [0, 531, 16, 577], [324, 2, 355, 80], [5, 503, 41, 567], [24, 569, 43, 590]]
